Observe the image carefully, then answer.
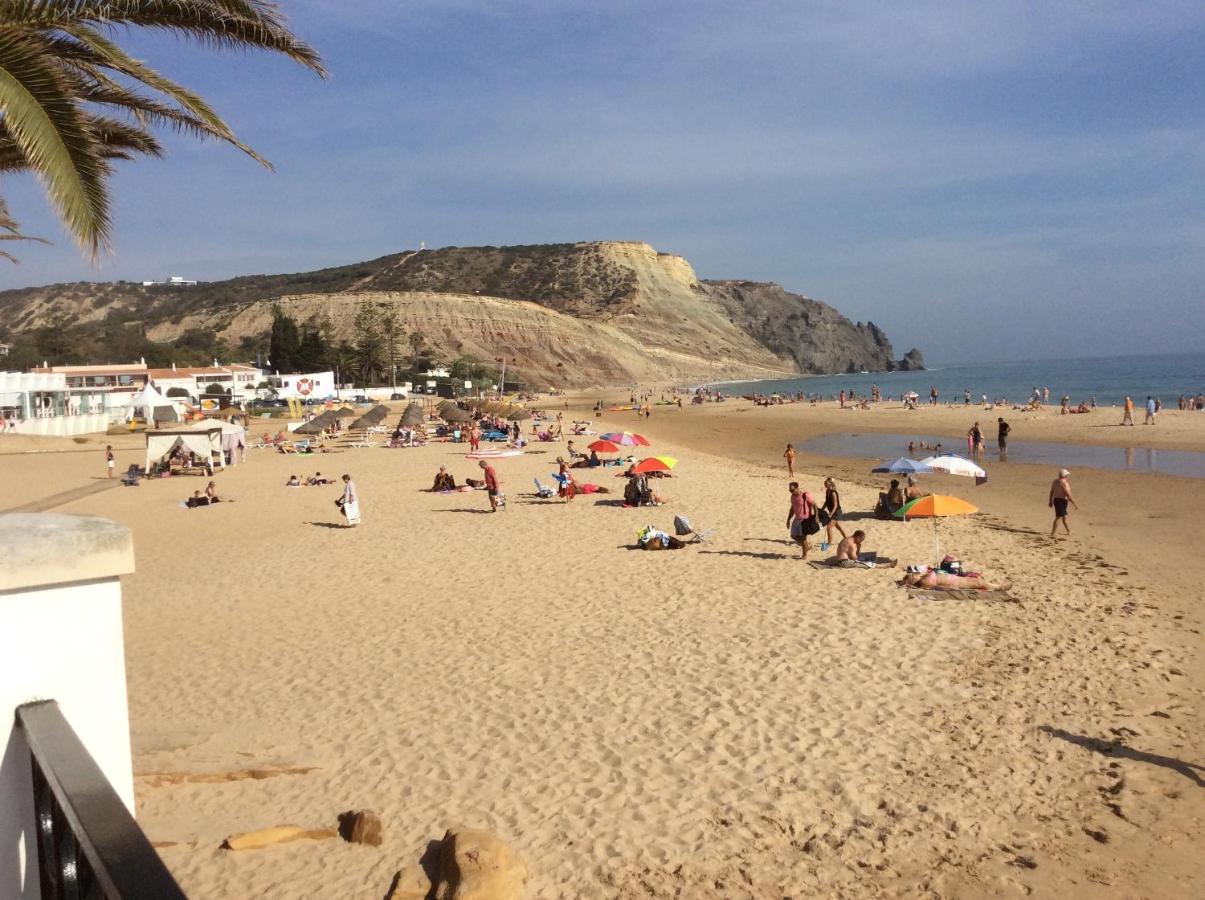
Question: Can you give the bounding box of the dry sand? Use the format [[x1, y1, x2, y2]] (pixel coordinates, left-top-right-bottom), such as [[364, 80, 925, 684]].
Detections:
[[1, 400, 1201, 899]]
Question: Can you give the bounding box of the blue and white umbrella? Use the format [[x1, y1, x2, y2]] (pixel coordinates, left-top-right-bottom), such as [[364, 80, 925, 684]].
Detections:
[[871, 457, 933, 475]]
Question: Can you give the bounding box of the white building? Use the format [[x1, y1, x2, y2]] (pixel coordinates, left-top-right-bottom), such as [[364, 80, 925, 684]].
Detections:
[[0, 371, 111, 435], [148, 364, 263, 402], [268, 371, 337, 400], [141, 275, 198, 286]]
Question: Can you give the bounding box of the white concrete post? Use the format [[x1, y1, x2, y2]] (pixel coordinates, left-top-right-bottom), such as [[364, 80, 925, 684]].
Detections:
[[0, 514, 136, 900]]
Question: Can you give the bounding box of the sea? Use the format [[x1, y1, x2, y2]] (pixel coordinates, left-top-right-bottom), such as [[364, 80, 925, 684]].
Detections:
[[716, 352, 1205, 408]]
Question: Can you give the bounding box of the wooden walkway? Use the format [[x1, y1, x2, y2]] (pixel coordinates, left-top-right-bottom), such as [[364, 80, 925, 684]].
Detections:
[[3, 480, 120, 514]]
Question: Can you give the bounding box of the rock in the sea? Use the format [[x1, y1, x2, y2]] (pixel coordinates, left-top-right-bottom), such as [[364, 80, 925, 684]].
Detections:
[[895, 347, 926, 371], [433, 827, 528, 900], [339, 809, 384, 846]]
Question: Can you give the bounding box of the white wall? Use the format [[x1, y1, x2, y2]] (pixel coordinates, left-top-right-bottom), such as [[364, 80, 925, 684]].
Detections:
[[0, 514, 136, 900]]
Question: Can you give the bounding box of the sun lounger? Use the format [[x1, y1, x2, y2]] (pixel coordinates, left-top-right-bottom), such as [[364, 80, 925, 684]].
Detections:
[[533, 478, 555, 499]]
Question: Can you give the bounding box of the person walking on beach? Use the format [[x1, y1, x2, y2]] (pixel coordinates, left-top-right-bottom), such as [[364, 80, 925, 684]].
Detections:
[[1122, 395, 1135, 425], [784, 443, 797, 478], [1048, 468, 1078, 537], [479, 459, 501, 512], [997, 417, 1010, 457], [821, 477, 848, 547], [468, 423, 481, 452], [1144, 396, 1157, 425], [105, 444, 115, 478], [336, 474, 361, 527], [930, 386, 938, 406], [787, 482, 818, 560]]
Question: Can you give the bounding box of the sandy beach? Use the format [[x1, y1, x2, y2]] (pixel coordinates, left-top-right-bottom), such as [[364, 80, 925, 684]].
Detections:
[[1, 397, 1201, 898]]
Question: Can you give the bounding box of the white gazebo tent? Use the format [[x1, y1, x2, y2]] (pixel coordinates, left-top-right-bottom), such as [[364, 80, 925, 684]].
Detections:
[[145, 425, 223, 473], [187, 419, 246, 464], [129, 382, 179, 424]]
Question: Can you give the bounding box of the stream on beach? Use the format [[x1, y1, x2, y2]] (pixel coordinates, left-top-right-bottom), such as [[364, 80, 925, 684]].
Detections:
[[795, 432, 1205, 479]]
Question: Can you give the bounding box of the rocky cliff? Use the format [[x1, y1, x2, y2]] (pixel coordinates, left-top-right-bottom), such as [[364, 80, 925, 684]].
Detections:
[[0, 241, 921, 385]]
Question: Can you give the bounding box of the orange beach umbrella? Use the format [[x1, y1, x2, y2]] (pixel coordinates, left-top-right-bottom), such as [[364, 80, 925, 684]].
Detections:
[[894, 494, 978, 557], [633, 456, 677, 474]]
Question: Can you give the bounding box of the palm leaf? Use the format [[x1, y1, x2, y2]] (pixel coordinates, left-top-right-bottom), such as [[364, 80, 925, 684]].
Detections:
[[0, 25, 110, 256]]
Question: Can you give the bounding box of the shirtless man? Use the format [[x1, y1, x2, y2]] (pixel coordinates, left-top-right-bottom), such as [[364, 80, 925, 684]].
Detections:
[[783, 443, 797, 478], [1121, 395, 1134, 425], [1048, 468, 1078, 536], [835, 530, 865, 561]]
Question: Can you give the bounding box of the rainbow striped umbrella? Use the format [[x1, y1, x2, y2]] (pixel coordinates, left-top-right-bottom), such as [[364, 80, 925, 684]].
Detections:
[[600, 432, 650, 447]]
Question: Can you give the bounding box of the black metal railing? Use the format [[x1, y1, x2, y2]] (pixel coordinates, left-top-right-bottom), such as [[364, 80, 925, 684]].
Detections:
[[15, 700, 186, 899]]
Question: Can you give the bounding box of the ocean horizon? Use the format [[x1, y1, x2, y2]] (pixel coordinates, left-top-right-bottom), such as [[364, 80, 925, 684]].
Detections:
[[715, 351, 1205, 409]]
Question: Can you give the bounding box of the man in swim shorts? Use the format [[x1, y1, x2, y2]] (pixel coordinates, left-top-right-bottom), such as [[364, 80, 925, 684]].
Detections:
[[1048, 468, 1078, 537]]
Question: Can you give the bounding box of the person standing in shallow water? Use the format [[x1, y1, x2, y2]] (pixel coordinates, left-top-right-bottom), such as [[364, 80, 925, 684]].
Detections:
[[997, 417, 1010, 458], [1049, 468, 1078, 537], [784, 443, 796, 478]]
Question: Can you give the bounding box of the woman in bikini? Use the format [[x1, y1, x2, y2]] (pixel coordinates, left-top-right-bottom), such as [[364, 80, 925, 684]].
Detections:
[[900, 569, 1011, 591]]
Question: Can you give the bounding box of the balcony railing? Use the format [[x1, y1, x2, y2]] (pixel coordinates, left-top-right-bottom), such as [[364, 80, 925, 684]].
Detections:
[[15, 701, 186, 900]]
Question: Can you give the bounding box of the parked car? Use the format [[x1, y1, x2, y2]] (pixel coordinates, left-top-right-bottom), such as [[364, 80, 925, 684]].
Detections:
[[389, 393, 405, 400]]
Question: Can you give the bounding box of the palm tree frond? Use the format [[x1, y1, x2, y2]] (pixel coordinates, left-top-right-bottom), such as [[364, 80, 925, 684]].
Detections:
[[0, 26, 110, 256]]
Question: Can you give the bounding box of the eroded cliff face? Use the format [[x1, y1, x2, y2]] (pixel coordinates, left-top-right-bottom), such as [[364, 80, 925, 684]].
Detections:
[[0, 241, 920, 385]]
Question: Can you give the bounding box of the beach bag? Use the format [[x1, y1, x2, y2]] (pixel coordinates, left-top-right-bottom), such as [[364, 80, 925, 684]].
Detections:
[[803, 514, 821, 536]]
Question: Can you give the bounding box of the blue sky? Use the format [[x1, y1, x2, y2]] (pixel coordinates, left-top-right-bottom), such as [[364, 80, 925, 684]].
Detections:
[[1, 1, 1202, 364]]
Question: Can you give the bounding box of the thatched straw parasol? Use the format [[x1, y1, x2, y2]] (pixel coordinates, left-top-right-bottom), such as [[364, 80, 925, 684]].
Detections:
[[294, 411, 335, 435], [366, 404, 390, 422], [331, 406, 357, 419], [506, 407, 532, 421], [441, 406, 473, 424], [401, 403, 425, 426]]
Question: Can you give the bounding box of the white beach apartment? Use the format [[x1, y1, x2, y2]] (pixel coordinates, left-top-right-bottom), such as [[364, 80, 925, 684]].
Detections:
[[147, 364, 264, 402], [0, 371, 112, 435]]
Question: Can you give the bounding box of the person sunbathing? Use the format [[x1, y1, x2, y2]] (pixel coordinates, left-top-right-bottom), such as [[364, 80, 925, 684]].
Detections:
[[875, 479, 905, 518], [186, 490, 210, 508], [286, 475, 301, 487], [836, 530, 865, 561], [900, 569, 1011, 591], [205, 481, 222, 503], [308, 472, 332, 485], [904, 477, 927, 501], [432, 466, 456, 491]]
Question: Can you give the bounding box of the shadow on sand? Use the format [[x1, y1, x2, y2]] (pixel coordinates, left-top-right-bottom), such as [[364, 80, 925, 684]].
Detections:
[[1040, 726, 1205, 787]]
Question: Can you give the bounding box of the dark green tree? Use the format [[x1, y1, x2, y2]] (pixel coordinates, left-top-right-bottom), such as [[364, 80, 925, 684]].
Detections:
[[268, 305, 301, 372]]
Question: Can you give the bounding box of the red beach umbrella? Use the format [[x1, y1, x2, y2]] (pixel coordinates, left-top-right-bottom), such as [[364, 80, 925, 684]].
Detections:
[[587, 439, 623, 453], [632, 456, 678, 474]]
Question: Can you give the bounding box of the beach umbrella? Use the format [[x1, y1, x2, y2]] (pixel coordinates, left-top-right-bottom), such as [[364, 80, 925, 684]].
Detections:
[[601, 431, 651, 447], [507, 408, 532, 421], [366, 404, 390, 422], [632, 456, 677, 474], [442, 406, 473, 424], [920, 454, 988, 484], [401, 404, 425, 426], [587, 439, 623, 454], [894, 494, 978, 557], [331, 406, 357, 419], [871, 457, 933, 475]]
